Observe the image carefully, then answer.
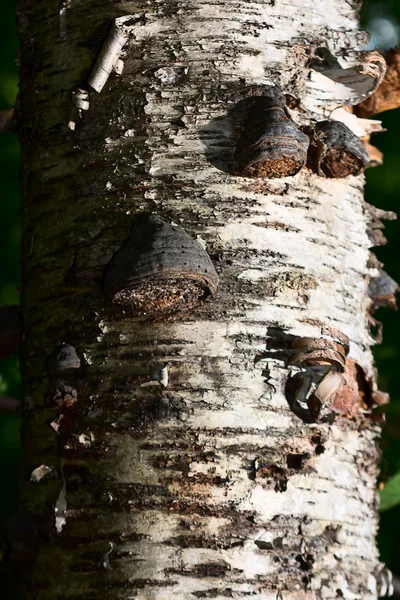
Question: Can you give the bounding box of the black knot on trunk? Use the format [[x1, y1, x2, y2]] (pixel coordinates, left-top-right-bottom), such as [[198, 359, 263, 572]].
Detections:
[[306, 120, 370, 178], [234, 90, 309, 178], [104, 215, 219, 317]]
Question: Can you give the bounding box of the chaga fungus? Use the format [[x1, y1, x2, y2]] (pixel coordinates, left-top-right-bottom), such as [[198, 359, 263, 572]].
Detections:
[[306, 120, 370, 178], [234, 90, 309, 178], [104, 215, 219, 316]]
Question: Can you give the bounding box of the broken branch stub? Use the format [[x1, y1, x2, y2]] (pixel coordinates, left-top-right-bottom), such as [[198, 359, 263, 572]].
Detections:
[[104, 215, 219, 317], [306, 120, 370, 178], [234, 90, 309, 178]]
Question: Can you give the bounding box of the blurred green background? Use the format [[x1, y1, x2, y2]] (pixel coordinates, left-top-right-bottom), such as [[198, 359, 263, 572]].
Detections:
[[0, 0, 400, 596]]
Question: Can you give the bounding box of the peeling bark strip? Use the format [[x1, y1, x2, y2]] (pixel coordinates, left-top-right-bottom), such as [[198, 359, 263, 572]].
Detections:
[[18, 1, 392, 599], [356, 48, 400, 118], [88, 14, 145, 93]]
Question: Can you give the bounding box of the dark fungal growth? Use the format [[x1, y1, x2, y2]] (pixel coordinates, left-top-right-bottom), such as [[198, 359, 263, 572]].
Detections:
[[306, 120, 370, 178], [234, 90, 309, 178], [104, 215, 219, 316]]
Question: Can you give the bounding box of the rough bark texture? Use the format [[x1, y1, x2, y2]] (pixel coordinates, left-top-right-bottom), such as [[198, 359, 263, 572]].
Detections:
[[17, 1, 389, 598]]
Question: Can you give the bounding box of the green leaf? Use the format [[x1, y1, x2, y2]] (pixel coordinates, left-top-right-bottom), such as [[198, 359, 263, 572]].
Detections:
[[380, 472, 400, 512]]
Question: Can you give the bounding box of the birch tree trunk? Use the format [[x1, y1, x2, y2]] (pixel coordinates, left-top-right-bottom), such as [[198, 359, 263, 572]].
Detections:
[[16, 0, 392, 598]]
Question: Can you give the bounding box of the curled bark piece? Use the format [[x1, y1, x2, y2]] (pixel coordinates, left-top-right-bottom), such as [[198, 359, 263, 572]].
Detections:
[[364, 141, 383, 167], [88, 14, 144, 93], [47, 344, 81, 377], [234, 90, 309, 178], [306, 121, 370, 178], [313, 371, 344, 404], [307, 49, 386, 110], [30, 465, 57, 483], [330, 107, 385, 139], [372, 390, 390, 407], [320, 326, 350, 354], [289, 336, 349, 372], [291, 337, 347, 358], [104, 215, 219, 316], [308, 371, 345, 419], [356, 48, 400, 118], [369, 269, 399, 312], [289, 348, 345, 371], [368, 313, 383, 344], [375, 565, 394, 598], [68, 88, 89, 130], [368, 228, 387, 248], [365, 204, 397, 223], [286, 334, 350, 420]]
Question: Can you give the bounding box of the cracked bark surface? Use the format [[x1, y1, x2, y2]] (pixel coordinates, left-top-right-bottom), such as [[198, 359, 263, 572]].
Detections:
[[17, 0, 390, 598]]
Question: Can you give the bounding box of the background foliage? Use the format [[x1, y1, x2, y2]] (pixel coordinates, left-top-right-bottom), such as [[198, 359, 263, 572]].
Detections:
[[0, 0, 399, 595], [361, 0, 400, 578]]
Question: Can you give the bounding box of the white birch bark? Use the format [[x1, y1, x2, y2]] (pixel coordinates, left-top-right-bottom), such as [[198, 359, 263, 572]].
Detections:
[[16, 0, 391, 598]]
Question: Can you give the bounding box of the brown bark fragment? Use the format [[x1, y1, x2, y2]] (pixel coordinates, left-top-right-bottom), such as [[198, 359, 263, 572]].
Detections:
[[356, 48, 400, 118]]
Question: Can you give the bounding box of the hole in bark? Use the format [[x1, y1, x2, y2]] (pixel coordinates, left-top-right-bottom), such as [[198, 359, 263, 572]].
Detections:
[[287, 453, 308, 470], [255, 540, 273, 550], [296, 553, 314, 571], [254, 462, 288, 492], [274, 478, 287, 493], [246, 515, 256, 524], [312, 434, 326, 454]]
